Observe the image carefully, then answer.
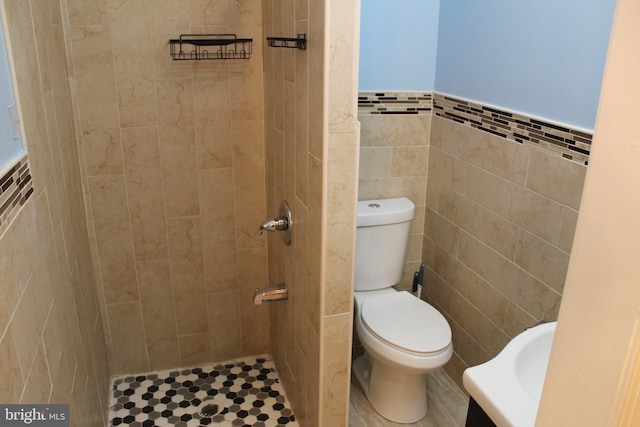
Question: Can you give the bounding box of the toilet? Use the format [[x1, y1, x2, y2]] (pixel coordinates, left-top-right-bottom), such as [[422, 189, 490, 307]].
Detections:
[[352, 197, 453, 424]]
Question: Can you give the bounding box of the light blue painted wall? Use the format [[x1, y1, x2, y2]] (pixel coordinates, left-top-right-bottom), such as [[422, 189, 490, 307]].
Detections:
[[435, 0, 616, 130], [359, 0, 616, 130], [359, 0, 440, 91]]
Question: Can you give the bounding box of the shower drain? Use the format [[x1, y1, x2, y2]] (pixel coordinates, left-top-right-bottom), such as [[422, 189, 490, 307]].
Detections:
[[198, 394, 228, 418], [200, 403, 218, 417]]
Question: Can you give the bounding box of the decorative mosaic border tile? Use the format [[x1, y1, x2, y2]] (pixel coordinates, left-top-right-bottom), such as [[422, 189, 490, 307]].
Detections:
[[358, 92, 592, 165], [0, 156, 33, 234], [358, 92, 432, 115]]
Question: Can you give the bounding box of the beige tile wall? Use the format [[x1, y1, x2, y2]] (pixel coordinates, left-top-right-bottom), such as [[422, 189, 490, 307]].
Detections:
[[262, 0, 321, 423], [0, 0, 109, 424], [358, 113, 431, 290], [63, 0, 269, 374], [424, 115, 586, 388], [264, 0, 359, 425]]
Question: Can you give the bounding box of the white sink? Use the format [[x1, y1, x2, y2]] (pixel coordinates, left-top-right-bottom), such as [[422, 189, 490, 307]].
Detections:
[[462, 321, 556, 427]]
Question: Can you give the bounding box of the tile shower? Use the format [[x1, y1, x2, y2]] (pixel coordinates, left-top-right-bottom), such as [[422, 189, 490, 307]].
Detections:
[[0, 0, 359, 425]]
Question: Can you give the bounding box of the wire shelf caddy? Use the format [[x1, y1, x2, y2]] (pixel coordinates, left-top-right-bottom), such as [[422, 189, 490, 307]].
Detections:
[[169, 34, 253, 60]]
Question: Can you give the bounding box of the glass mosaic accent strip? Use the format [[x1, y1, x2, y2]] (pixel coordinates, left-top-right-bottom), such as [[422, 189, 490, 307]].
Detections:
[[0, 156, 33, 234], [357, 92, 592, 165], [108, 355, 298, 427], [432, 94, 592, 165], [358, 92, 432, 115]]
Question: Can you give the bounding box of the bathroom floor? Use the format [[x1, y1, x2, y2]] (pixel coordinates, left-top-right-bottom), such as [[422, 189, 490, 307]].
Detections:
[[108, 355, 298, 427], [349, 368, 469, 427]]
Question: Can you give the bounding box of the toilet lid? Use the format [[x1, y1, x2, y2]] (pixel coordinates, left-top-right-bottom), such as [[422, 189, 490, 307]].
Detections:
[[361, 291, 451, 355]]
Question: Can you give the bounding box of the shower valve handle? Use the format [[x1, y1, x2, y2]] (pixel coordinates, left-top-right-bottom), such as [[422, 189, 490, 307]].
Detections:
[[258, 217, 288, 235], [257, 201, 293, 246]]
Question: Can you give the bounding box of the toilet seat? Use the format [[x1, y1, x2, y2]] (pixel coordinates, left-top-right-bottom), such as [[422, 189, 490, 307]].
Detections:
[[361, 291, 451, 356]]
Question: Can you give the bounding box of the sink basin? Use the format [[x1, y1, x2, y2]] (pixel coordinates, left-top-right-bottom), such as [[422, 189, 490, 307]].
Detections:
[[462, 321, 556, 427]]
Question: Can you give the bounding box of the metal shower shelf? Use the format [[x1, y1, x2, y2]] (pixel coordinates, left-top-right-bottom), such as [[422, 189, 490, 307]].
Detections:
[[169, 34, 253, 60], [266, 34, 306, 50]]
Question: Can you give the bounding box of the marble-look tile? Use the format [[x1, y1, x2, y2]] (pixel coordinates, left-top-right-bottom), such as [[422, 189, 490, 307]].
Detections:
[[359, 147, 392, 180], [122, 126, 169, 260], [514, 229, 570, 293], [137, 260, 181, 370], [328, 0, 358, 135], [325, 222, 355, 316], [107, 301, 149, 373], [447, 313, 492, 367], [328, 132, 358, 224], [69, 25, 120, 132], [358, 177, 427, 206], [89, 174, 138, 303], [428, 147, 468, 194], [558, 207, 580, 252], [67, 0, 109, 25], [170, 257, 208, 336], [232, 120, 266, 251], [321, 313, 351, 427], [458, 232, 550, 321], [198, 168, 238, 293], [449, 291, 510, 357], [465, 165, 564, 245], [0, 227, 22, 335], [178, 333, 212, 366], [439, 189, 519, 260], [208, 290, 242, 361], [0, 328, 24, 402], [360, 114, 431, 147], [108, 0, 152, 24], [156, 78, 200, 218], [115, 67, 158, 128], [82, 128, 124, 176], [11, 281, 43, 382], [445, 122, 530, 186], [391, 146, 430, 177], [193, 76, 233, 169], [188, 0, 232, 26], [20, 343, 52, 404], [229, 65, 265, 121], [237, 247, 270, 356], [425, 208, 460, 255], [526, 148, 587, 210]]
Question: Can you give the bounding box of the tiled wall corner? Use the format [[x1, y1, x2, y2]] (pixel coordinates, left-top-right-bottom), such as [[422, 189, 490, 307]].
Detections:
[[65, 0, 268, 375], [263, 0, 326, 423], [357, 93, 432, 291], [358, 91, 589, 391], [424, 115, 586, 390], [265, 0, 358, 425]]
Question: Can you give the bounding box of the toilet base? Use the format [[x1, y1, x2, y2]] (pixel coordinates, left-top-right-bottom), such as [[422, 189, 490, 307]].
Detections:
[[353, 354, 428, 423]]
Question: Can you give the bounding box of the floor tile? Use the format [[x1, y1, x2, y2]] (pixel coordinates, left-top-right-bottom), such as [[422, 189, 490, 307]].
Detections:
[[108, 355, 299, 427]]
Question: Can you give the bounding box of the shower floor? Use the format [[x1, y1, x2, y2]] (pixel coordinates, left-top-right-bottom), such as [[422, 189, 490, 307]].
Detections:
[[108, 355, 298, 427]]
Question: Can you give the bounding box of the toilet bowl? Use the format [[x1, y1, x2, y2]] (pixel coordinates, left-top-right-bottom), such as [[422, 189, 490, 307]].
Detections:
[[353, 198, 453, 423]]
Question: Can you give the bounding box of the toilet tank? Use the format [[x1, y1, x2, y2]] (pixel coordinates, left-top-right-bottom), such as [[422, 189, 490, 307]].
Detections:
[[355, 197, 415, 291]]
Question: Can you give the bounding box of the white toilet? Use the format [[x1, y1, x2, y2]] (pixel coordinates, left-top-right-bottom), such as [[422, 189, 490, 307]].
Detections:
[[352, 197, 453, 424]]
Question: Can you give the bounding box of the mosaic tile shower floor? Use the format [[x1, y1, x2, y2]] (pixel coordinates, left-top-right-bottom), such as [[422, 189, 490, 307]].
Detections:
[[108, 355, 299, 427]]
